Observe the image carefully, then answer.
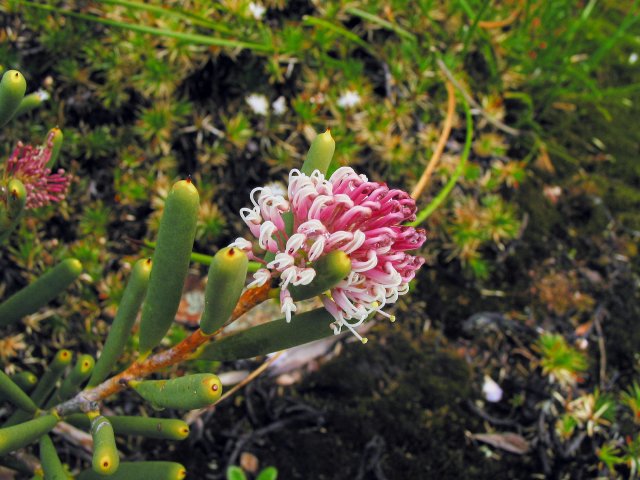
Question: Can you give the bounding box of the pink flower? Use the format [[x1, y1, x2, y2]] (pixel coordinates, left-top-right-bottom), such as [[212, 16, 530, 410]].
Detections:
[[4, 131, 71, 209], [232, 167, 426, 341]]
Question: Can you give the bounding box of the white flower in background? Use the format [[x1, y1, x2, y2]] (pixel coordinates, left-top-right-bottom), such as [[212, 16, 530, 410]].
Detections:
[[482, 375, 503, 403], [246, 93, 269, 116], [629, 52, 638, 65], [337, 90, 361, 109], [248, 2, 266, 20], [272, 96, 287, 115]]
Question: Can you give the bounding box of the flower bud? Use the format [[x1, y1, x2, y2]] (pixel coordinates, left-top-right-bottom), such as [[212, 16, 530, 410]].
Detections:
[[0, 70, 26, 127]]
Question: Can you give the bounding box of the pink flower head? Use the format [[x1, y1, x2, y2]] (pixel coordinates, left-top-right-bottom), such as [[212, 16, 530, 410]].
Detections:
[[4, 131, 71, 209], [232, 167, 426, 341]]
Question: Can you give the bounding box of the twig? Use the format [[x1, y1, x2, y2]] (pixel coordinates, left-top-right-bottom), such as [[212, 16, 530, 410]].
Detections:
[[593, 306, 607, 389], [55, 283, 272, 415], [411, 80, 456, 200], [185, 351, 285, 425], [478, 2, 522, 29], [436, 58, 521, 136]]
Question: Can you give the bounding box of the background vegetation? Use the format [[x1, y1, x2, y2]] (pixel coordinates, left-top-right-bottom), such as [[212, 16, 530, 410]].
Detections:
[[1, 0, 639, 478]]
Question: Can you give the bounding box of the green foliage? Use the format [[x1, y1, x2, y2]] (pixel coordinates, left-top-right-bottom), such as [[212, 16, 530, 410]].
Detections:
[[535, 333, 588, 387]]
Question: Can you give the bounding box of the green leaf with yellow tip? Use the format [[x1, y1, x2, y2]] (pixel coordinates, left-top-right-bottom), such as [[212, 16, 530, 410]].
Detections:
[[45, 354, 94, 408], [39, 434, 67, 480], [11, 371, 38, 393], [0, 258, 83, 327], [130, 373, 222, 410], [89, 258, 152, 387], [290, 250, 351, 301], [0, 70, 26, 127], [30, 350, 73, 408], [0, 414, 59, 456], [90, 415, 119, 476], [0, 369, 38, 413], [200, 246, 248, 334], [196, 307, 336, 361], [301, 129, 335, 176], [64, 414, 189, 441], [77, 461, 186, 480], [45, 127, 64, 168], [14, 89, 49, 117], [139, 180, 199, 354]]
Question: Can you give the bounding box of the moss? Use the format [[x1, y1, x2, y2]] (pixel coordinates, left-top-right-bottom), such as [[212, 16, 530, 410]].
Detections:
[[254, 333, 530, 479]]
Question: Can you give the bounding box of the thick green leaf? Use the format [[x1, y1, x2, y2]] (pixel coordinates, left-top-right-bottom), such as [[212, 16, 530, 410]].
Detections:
[[196, 308, 336, 361]]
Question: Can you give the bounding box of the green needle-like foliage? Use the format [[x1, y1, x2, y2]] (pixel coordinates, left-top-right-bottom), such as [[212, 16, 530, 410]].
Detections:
[[0, 70, 27, 127], [89, 258, 152, 387], [45, 354, 95, 408], [0, 259, 83, 327], [39, 434, 68, 480], [197, 307, 336, 361], [77, 461, 186, 480], [200, 246, 248, 334], [65, 414, 190, 441], [89, 415, 119, 476], [138, 180, 199, 354], [290, 250, 351, 301], [130, 373, 222, 410], [0, 370, 38, 413], [0, 414, 59, 456]]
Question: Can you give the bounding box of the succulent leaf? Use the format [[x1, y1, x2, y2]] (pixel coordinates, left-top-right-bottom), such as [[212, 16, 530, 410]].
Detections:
[[196, 307, 335, 361], [77, 461, 186, 480], [90, 415, 119, 476], [65, 414, 189, 441], [130, 373, 222, 410], [200, 246, 248, 334], [39, 434, 68, 480], [0, 414, 58, 456], [89, 258, 152, 387], [0, 259, 83, 327], [139, 180, 199, 354], [0, 70, 27, 128]]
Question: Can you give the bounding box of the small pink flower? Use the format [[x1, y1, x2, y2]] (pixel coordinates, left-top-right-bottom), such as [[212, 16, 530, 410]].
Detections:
[[4, 131, 71, 209], [232, 167, 426, 341]]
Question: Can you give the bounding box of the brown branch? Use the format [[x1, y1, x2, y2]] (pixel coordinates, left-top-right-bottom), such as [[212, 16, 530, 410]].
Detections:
[[55, 283, 272, 414], [411, 80, 456, 201], [478, 3, 522, 29]]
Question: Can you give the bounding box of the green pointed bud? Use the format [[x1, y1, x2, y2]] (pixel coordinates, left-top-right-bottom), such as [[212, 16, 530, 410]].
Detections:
[[89, 258, 152, 387], [200, 247, 248, 335], [0, 70, 26, 127], [227, 466, 247, 480], [77, 461, 186, 480], [39, 434, 67, 480], [14, 89, 49, 117], [0, 258, 83, 327], [11, 371, 38, 393], [139, 180, 199, 355], [130, 373, 222, 410], [0, 414, 59, 456], [89, 415, 119, 476], [45, 354, 94, 408], [196, 307, 335, 361], [0, 370, 38, 413], [64, 414, 189, 441], [301, 129, 335, 176], [256, 466, 278, 480], [290, 250, 351, 301], [45, 127, 64, 168]]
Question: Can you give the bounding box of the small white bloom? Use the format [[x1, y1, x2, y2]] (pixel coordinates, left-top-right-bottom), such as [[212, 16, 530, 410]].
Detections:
[[36, 89, 50, 102], [337, 90, 361, 109], [629, 52, 638, 65], [248, 2, 266, 20], [272, 96, 287, 115], [246, 93, 269, 116], [482, 375, 503, 403]]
